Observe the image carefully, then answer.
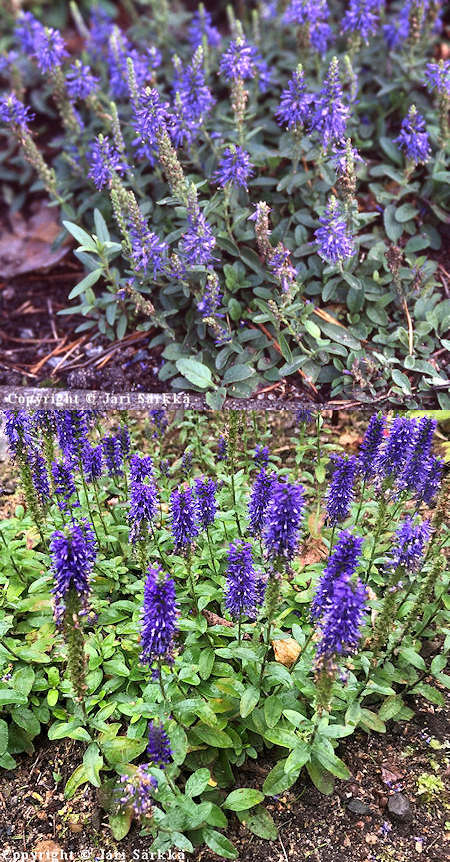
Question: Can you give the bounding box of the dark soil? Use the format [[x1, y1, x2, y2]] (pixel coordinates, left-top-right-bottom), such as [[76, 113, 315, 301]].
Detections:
[[0, 272, 167, 393], [1, 694, 448, 862]]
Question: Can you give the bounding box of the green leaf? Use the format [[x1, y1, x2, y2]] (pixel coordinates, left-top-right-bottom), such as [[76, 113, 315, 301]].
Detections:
[[48, 721, 91, 742], [284, 743, 310, 773], [345, 702, 362, 727], [192, 725, 233, 748], [431, 655, 447, 676], [198, 649, 215, 680], [413, 683, 445, 707], [203, 828, 238, 859], [64, 764, 90, 799], [0, 719, 8, 757], [94, 208, 110, 243], [62, 220, 96, 250], [263, 759, 301, 795], [68, 268, 102, 300], [312, 743, 350, 779], [0, 691, 27, 706], [0, 753, 16, 770], [383, 204, 403, 242], [359, 709, 386, 733], [240, 686, 260, 718], [11, 667, 35, 696], [100, 737, 147, 766], [223, 364, 256, 384], [398, 647, 426, 671], [47, 689, 58, 707], [171, 725, 188, 766], [205, 389, 226, 410], [306, 758, 335, 795], [176, 358, 214, 390], [223, 789, 265, 812], [378, 696, 404, 722], [341, 271, 362, 291], [379, 136, 403, 166], [109, 811, 132, 841], [11, 707, 40, 739], [82, 744, 103, 788], [391, 370, 412, 395], [237, 805, 278, 840], [264, 694, 283, 729], [185, 768, 211, 797], [395, 203, 417, 223]]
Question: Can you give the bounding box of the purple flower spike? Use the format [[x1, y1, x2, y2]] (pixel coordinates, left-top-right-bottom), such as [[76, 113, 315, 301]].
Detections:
[[311, 530, 363, 621], [180, 197, 216, 266], [129, 477, 158, 544], [254, 445, 269, 470], [399, 418, 437, 493], [66, 63, 99, 100], [314, 196, 354, 265], [188, 8, 221, 50], [225, 541, 258, 620], [195, 477, 217, 529], [119, 765, 157, 817], [130, 454, 154, 482], [214, 146, 254, 190], [310, 57, 350, 149], [342, 0, 380, 43], [102, 436, 124, 477], [219, 35, 258, 81], [131, 87, 170, 162], [248, 469, 275, 536], [87, 135, 127, 190], [417, 457, 444, 506], [51, 462, 77, 512], [82, 444, 103, 483], [275, 65, 312, 131], [129, 211, 169, 279], [316, 573, 367, 659], [377, 416, 416, 481], [388, 517, 431, 573], [50, 520, 97, 625], [263, 478, 305, 560], [425, 60, 450, 96], [147, 721, 173, 769], [140, 567, 178, 667], [358, 414, 386, 483], [395, 106, 431, 166], [33, 25, 68, 73], [325, 455, 357, 526], [170, 486, 200, 551], [0, 93, 34, 127]]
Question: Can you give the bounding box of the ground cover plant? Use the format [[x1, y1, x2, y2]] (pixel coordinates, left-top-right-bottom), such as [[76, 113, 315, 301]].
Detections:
[[0, 2, 449, 406], [0, 408, 448, 856]]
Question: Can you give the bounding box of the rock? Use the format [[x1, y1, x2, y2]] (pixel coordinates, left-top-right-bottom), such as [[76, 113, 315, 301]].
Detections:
[[348, 799, 371, 815], [387, 792, 413, 823], [33, 841, 64, 861]]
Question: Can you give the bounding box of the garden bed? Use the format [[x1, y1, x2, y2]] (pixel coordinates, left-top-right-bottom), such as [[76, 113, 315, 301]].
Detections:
[[0, 408, 448, 859], [2, 698, 449, 862], [1, 2, 449, 406]]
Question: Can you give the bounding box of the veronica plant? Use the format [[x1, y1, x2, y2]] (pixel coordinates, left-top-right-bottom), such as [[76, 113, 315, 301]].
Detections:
[[0, 3, 448, 406], [0, 407, 448, 855]]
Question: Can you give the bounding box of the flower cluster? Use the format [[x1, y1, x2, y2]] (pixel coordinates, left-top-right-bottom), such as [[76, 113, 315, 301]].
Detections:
[[50, 520, 97, 624], [395, 106, 431, 166], [225, 541, 259, 620], [140, 567, 178, 667]]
